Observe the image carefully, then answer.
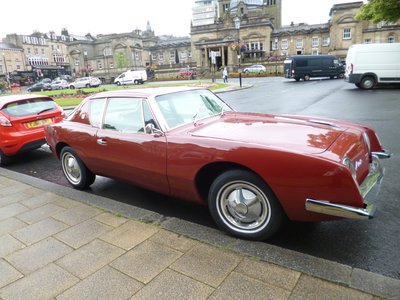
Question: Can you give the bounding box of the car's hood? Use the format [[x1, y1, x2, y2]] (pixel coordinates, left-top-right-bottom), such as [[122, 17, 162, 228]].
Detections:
[[189, 112, 346, 154]]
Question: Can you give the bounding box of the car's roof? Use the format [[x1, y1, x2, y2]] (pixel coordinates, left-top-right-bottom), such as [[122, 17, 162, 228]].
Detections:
[[88, 86, 205, 100], [0, 94, 53, 107]]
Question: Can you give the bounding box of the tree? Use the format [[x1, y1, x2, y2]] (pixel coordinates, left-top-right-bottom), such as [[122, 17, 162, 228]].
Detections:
[[115, 52, 128, 69], [356, 0, 400, 23]]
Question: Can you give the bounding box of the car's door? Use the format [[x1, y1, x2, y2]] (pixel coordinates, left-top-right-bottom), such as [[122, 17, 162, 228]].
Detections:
[[93, 97, 169, 195]]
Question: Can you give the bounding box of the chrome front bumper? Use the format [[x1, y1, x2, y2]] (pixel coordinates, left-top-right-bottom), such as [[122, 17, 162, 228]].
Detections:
[[305, 155, 384, 220]]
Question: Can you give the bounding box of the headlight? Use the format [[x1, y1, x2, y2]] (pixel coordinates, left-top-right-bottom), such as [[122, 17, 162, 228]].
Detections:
[[342, 157, 357, 181]]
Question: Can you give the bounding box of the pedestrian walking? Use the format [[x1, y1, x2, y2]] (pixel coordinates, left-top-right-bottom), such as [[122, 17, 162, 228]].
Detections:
[[222, 67, 228, 83]]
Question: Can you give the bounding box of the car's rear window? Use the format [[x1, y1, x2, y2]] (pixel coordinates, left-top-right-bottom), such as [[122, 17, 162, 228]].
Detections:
[[2, 98, 58, 117]]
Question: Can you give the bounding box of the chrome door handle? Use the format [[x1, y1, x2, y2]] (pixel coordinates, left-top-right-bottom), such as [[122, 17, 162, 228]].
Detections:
[[97, 139, 107, 145]]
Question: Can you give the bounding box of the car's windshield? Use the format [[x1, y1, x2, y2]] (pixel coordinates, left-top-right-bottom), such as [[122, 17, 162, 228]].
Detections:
[[155, 89, 232, 129], [2, 98, 58, 117]]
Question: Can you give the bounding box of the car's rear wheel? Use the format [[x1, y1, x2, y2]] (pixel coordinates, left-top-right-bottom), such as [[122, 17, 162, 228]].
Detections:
[[134, 80, 139, 84], [70, 86, 75, 89], [0, 150, 10, 167], [85, 84, 90, 88], [304, 74, 310, 81], [208, 169, 283, 240], [60, 146, 95, 189], [360, 76, 375, 90]]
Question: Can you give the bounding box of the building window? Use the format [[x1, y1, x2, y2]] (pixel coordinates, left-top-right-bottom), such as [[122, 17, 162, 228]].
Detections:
[[151, 53, 157, 61], [97, 61, 102, 69], [158, 53, 164, 61], [75, 58, 80, 66], [180, 51, 187, 59], [296, 39, 303, 49], [364, 39, 372, 44], [271, 40, 278, 50], [312, 50, 319, 55], [16, 65, 21, 70], [223, 4, 229, 11], [343, 28, 351, 40], [169, 51, 175, 61], [135, 52, 140, 60], [281, 39, 288, 50], [109, 62, 114, 68], [41, 49, 45, 55], [104, 48, 112, 56], [388, 36, 395, 43], [312, 37, 319, 48], [188, 51, 192, 58], [323, 37, 330, 46]]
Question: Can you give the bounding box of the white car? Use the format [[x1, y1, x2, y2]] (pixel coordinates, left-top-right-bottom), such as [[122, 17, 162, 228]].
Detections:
[[69, 77, 101, 89], [50, 79, 69, 90], [243, 64, 266, 73]]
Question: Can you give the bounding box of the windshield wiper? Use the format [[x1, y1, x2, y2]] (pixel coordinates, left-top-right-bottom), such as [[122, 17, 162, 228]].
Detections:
[[37, 108, 54, 115]]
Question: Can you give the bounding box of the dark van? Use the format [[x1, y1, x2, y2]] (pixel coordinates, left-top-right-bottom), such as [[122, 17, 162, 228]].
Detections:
[[284, 55, 344, 81]]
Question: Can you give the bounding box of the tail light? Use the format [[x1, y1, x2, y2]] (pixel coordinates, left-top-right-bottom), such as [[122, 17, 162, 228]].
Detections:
[[350, 63, 354, 74], [0, 116, 12, 127]]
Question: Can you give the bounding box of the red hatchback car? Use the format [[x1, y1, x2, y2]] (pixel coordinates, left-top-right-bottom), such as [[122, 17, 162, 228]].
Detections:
[[45, 87, 390, 240], [0, 94, 65, 166]]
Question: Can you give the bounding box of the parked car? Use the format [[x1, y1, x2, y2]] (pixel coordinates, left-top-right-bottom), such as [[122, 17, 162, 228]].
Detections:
[[37, 78, 52, 84], [284, 55, 344, 81], [51, 79, 69, 90], [345, 43, 400, 89], [69, 77, 101, 89], [27, 82, 52, 92], [114, 70, 147, 85], [0, 94, 65, 166], [243, 64, 266, 73], [45, 87, 390, 240]]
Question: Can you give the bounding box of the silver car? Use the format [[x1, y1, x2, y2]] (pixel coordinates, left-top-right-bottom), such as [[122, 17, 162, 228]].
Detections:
[[69, 77, 101, 89], [50, 79, 69, 90], [243, 64, 266, 73]]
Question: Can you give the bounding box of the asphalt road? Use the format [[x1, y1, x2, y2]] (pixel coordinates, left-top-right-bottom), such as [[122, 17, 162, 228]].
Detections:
[[5, 77, 400, 280]]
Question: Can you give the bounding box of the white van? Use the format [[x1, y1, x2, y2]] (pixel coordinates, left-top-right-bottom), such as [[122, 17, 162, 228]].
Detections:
[[344, 43, 400, 89], [114, 70, 147, 85]]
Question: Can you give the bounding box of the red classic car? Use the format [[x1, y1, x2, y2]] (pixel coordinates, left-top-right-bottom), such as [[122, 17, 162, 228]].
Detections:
[[45, 87, 390, 240]]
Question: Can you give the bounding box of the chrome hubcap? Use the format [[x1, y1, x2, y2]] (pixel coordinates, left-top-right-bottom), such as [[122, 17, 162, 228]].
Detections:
[[218, 181, 271, 233], [62, 153, 81, 184]]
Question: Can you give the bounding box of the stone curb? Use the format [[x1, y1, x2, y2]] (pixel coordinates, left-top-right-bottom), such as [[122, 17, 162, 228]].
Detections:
[[1, 167, 399, 299]]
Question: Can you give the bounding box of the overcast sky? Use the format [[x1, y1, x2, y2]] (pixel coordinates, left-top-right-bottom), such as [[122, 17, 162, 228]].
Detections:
[[0, 0, 366, 40]]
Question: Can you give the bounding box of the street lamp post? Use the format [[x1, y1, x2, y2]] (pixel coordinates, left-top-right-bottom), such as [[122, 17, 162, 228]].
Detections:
[[274, 38, 278, 75], [2, 53, 10, 86], [83, 50, 88, 77], [234, 17, 242, 88]]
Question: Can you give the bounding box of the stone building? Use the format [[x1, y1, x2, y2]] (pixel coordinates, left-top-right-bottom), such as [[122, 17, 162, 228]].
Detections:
[[3, 32, 71, 79], [191, 0, 282, 74], [0, 42, 25, 78], [272, 2, 400, 62]]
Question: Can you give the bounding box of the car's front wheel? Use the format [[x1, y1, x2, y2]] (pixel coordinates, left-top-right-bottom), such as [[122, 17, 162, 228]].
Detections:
[[208, 169, 283, 240], [60, 147, 95, 189]]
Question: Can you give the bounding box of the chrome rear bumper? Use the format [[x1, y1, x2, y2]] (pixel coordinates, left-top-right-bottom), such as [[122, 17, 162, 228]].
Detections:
[[305, 155, 384, 220]]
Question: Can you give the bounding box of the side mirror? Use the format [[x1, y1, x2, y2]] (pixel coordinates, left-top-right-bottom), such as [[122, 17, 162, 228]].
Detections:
[[145, 123, 163, 137]]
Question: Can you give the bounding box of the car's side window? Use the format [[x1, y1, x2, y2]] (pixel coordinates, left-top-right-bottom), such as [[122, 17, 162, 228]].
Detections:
[[103, 98, 144, 133], [89, 99, 106, 128], [143, 100, 159, 130]]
